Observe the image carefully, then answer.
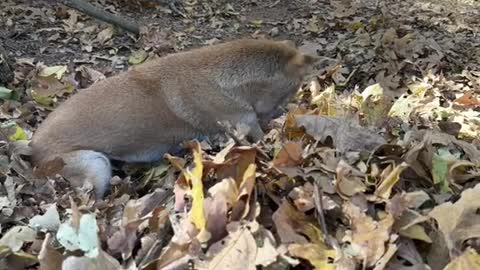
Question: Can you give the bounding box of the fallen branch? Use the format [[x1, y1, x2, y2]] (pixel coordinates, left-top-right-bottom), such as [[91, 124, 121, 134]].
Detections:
[[62, 0, 140, 34]]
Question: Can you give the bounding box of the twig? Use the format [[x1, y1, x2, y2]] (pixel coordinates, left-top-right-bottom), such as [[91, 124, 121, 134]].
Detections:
[[313, 181, 333, 247], [269, 0, 281, 8], [62, 0, 140, 34]]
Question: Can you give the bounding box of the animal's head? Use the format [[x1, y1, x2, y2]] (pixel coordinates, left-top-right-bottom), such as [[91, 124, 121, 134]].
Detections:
[[277, 39, 319, 78], [248, 39, 319, 118]]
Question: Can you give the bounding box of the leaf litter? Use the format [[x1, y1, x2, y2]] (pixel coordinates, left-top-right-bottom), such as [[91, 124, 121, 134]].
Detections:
[[1, 0, 480, 269]]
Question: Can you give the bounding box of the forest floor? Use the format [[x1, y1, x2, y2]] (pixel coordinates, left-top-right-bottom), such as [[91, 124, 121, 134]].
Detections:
[[1, 0, 480, 269]]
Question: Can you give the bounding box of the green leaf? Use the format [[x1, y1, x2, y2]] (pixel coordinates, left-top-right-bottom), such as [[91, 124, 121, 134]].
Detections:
[[31, 90, 54, 106], [432, 148, 454, 192], [128, 49, 148, 65], [0, 86, 12, 100], [9, 125, 28, 141]]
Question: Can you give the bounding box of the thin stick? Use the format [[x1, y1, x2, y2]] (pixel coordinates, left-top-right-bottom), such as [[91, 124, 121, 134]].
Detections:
[[63, 0, 140, 34], [313, 181, 332, 247]]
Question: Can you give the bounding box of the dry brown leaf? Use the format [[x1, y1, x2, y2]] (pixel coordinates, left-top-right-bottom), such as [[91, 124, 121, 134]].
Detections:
[[336, 160, 367, 198], [230, 163, 256, 221], [254, 227, 279, 267], [95, 26, 115, 45], [196, 224, 257, 270], [38, 233, 63, 270], [295, 115, 386, 153], [61, 250, 121, 270], [454, 91, 480, 107], [208, 177, 238, 207], [385, 238, 429, 270], [204, 196, 228, 243], [428, 183, 480, 252], [342, 202, 394, 267], [155, 242, 192, 270], [272, 140, 303, 177]]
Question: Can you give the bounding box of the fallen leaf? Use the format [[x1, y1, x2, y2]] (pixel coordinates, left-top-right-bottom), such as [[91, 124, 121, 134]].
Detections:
[[208, 177, 238, 207], [61, 250, 121, 270], [454, 91, 480, 107], [29, 203, 61, 231], [154, 241, 191, 269], [38, 65, 67, 80], [428, 183, 480, 253], [0, 86, 13, 100], [432, 148, 456, 192], [95, 26, 115, 45], [443, 248, 480, 270], [374, 162, 409, 200], [8, 124, 28, 141], [30, 74, 74, 106], [288, 243, 336, 270], [197, 224, 257, 270], [128, 49, 148, 65], [295, 115, 386, 153], [272, 140, 304, 177], [399, 224, 432, 243], [342, 202, 394, 267], [185, 141, 206, 234], [204, 196, 228, 243], [336, 160, 367, 198], [38, 233, 63, 270], [254, 227, 279, 267], [0, 226, 36, 252], [57, 213, 99, 258], [231, 163, 256, 221]]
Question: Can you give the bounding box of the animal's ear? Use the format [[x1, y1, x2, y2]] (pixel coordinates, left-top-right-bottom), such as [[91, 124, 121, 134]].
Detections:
[[302, 53, 319, 66], [290, 53, 319, 68]]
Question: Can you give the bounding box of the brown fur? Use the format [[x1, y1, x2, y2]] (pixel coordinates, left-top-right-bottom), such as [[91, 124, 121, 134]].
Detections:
[[30, 38, 317, 197]]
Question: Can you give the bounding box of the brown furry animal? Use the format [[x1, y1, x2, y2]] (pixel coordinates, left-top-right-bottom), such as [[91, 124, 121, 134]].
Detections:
[[30, 38, 317, 197]]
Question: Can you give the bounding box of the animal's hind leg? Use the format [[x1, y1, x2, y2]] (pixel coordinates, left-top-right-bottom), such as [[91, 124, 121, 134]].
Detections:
[[60, 150, 112, 198]]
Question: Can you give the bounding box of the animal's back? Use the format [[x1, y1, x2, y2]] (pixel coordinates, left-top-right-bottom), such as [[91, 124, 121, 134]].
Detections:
[[30, 67, 184, 164], [31, 38, 307, 164]]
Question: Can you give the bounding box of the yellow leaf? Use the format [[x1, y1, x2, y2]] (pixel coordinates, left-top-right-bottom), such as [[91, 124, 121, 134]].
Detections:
[[9, 125, 28, 141], [400, 224, 432, 243], [128, 49, 148, 65], [250, 20, 263, 27], [38, 65, 67, 80], [311, 84, 337, 116], [374, 162, 409, 200], [185, 141, 206, 231], [288, 243, 335, 270], [443, 248, 480, 270]]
